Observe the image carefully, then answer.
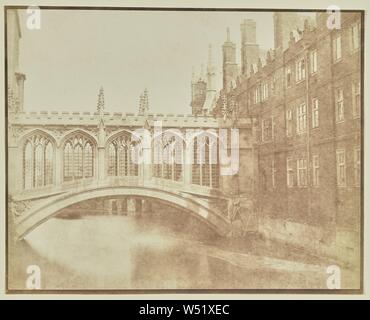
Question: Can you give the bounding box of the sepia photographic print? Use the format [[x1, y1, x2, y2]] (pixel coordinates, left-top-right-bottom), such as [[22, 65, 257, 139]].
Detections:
[[5, 4, 364, 293]]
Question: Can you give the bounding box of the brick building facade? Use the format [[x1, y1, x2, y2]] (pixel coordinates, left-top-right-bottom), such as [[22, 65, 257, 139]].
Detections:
[[193, 11, 362, 261]]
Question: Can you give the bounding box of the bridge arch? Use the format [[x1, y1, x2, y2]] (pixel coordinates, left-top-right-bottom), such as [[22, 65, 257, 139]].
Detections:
[[15, 186, 230, 240]]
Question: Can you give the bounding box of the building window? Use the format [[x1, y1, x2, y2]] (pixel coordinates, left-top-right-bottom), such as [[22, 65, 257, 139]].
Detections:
[[287, 158, 294, 187], [354, 147, 361, 187], [349, 22, 360, 52], [63, 134, 94, 182], [296, 103, 307, 133], [312, 155, 319, 186], [336, 149, 346, 186], [272, 158, 276, 188], [254, 85, 260, 104], [333, 35, 342, 62], [261, 82, 269, 101], [309, 49, 318, 74], [23, 133, 54, 189], [296, 57, 306, 82], [352, 81, 361, 118], [271, 74, 277, 95], [312, 98, 319, 128], [286, 109, 293, 137], [297, 158, 308, 186], [107, 134, 138, 177], [262, 119, 271, 142], [335, 88, 344, 122], [286, 66, 292, 88]]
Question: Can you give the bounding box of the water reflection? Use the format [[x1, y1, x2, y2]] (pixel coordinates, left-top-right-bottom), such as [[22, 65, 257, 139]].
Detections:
[[9, 210, 328, 290]]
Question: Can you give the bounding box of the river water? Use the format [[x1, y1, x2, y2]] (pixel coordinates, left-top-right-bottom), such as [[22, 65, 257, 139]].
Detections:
[[8, 210, 336, 290]]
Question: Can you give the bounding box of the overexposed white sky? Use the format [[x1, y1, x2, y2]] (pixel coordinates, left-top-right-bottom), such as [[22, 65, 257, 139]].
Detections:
[[18, 9, 276, 113]]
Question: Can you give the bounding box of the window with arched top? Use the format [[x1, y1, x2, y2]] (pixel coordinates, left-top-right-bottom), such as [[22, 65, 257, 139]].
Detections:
[[152, 133, 184, 182], [23, 133, 54, 189], [192, 134, 219, 188], [63, 134, 94, 182], [24, 142, 33, 189], [107, 134, 138, 177]]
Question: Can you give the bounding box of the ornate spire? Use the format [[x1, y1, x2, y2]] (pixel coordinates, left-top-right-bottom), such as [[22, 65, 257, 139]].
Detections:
[[206, 44, 216, 90], [207, 44, 214, 71], [226, 27, 230, 42], [203, 44, 217, 114], [191, 66, 196, 83], [96, 86, 105, 113], [200, 64, 205, 81], [139, 88, 149, 115]]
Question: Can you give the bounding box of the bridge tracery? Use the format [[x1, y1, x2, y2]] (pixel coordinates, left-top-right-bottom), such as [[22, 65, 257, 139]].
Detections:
[[153, 130, 184, 182], [23, 133, 54, 189], [192, 132, 219, 188], [107, 133, 139, 177], [63, 132, 95, 182]]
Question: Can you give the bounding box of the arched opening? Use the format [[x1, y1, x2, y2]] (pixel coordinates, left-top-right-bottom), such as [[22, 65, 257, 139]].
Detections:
[[152, 130, 185, 182], [16, 186, 230, 240], [22, 133, 54, 189], [192, 132, 219, 188], [62, 133, 95, 182], [107, 133, 139, 177]]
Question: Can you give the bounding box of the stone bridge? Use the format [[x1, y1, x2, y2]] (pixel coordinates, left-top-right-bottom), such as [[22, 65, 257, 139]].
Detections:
[[8, 110, 256, 240], [11, 179, 232, 240]]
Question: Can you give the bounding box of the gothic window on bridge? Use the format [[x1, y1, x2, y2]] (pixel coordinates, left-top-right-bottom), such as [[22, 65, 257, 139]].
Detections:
[[153, 134, 184, 182], [153, 138, 161, 178], [174, 142, 183, 181], [84, 143, 93, 178], [35, 145, 44, 187], [192, 135, 219, 188], [107, 135, 138, 177], [192, 139, 201, 185], [108, 143, 117, 176], [63, 134, 94, 182], [24, 142, 33, 189], [23, 134, 54, 189], [201, 142, 211, 187]]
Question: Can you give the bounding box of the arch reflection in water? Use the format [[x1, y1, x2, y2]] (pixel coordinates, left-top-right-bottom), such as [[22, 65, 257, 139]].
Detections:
[[12, 199, 221, 289]]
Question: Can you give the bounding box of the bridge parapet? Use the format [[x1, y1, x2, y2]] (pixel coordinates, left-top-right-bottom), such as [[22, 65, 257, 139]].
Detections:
[[12, 176, 225, 203], [9, 111, 232, 128]]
